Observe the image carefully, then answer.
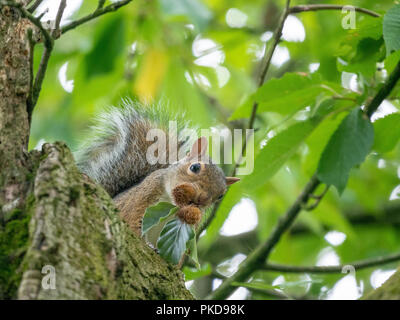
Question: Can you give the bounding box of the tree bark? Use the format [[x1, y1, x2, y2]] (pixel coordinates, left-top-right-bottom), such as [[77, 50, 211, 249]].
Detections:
[[0, 2, 32, 212], [16, 142, 192, 299], [0, 5, 192, 300], [363, 267, 400, 300]]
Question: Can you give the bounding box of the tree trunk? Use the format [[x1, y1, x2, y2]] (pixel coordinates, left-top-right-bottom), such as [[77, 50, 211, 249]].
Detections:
[[0, 5, 192, 300], [363, 267, 400, 300]]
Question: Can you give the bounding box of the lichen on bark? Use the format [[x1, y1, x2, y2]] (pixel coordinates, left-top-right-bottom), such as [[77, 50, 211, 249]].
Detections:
[[0, 4, 192, 300], [13, 142, 193, 300], [363, 267, 400, 300]]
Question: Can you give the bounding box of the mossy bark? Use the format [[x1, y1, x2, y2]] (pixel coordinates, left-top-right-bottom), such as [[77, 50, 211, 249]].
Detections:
[[363, 267, 400, 300], [1, 142, 193, 299], [0, 1, 35, 299], [0, 6, 192, 300], [0, 2, 32, 208]]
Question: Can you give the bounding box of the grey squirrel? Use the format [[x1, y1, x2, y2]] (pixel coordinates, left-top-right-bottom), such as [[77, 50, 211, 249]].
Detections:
[[76, 100, 239, 236]]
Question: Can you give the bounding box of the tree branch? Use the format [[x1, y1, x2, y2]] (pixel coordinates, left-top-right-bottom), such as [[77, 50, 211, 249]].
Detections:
[[365, 61, 400, 117], [52, 0, 66, 38], [289, 4, 381, 18], [235, 0, 292, 175], [97, 0, 106, 10], [1, 1, 54, 117], [261, 252, 400, 274], [197, 0, 292, 238], [61, 0, 133, 35], [208, 58, 400, 299], [1, 1, 53, 47], [198, 1, 382, 238], [27, 0, 42, 13], [207, 174, 321, 299]]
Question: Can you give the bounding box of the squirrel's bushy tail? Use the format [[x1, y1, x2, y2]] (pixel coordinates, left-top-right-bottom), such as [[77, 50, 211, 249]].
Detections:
[[75, 99, 195, 197]]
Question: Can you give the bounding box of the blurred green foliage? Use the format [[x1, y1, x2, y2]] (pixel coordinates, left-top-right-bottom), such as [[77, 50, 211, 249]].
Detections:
[[29, 0, 400, 299]]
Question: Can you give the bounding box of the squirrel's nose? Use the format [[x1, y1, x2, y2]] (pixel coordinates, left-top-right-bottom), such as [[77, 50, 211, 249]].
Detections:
[[194, 192, 209, 207]]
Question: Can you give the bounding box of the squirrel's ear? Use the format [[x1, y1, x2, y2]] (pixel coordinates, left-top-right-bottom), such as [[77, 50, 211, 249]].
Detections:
[[226, 177, 240, 185], [189, 137, 208, 160]]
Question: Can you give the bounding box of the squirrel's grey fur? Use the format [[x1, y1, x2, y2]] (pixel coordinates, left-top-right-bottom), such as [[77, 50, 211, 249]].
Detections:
[[75, 99, 196, 197]]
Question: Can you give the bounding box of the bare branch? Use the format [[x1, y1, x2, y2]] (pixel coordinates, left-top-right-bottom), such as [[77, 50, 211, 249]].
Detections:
[[30, 44, 52, 111], [36, 7, 47, 20], [289, 4, 381, 18], [97, 0, 106, 10], [1, 1, 53, 47], [52, 0, 67, 38], [261, 252, 400, 274], [302, 185, 329, 211], [26, 28, 35, 122], [27, 0, 42, 13], [61, 0, 133, 35], [235, 0, 292, 175], [365, 61, 400, 117], [197, 0, 292, 238], [207, 174, 321, 300], [207, 59, 400, 300], [1, 0, 54, 115]]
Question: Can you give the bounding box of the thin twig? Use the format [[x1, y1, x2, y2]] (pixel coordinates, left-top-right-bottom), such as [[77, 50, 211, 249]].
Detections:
[[1, 1, 53, 47], [52, 0, 67, 38], [303, 185, 329, 211], [208, 175, 321, 300], [197, 0, 292, 238], [26, 28, 35, 122], [262, 252, 400, 274], [289, 4, 381, 18], [1, 1, 54, 117], [30, 37, 52, 111], [27, 0, 42, 13], [97, 0, 106, 10], [234, 0, 292, 176], [36, 7, 47, 20], [365, 61, 400, 118], [207, 59, 400, 300], [61, 0, 133, 34]]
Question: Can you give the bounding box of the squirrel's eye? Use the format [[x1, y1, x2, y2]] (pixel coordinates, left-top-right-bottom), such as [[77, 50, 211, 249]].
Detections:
[[190, 163, 201, 174]]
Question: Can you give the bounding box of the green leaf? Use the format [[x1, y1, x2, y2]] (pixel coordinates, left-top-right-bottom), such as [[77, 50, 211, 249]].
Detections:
[[385, 50, 400, 75], [84, 15, 125, 79], [373, 113, 400, 153], [202, 118, 322, 248], [383, 4, 400, 54], [241, 118, 321, 191], [338, 38, 384, 78], [157, 217, 195, 265], [142, 202, 177, 235], [337, 16, 383, 58], [183, 263, 212, 281], [317, 109, 374, 194], [230, 73, 330, 119], [303, 111, 348, 175]]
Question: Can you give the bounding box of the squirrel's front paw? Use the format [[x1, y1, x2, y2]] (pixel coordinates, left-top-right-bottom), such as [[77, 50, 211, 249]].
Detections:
[[172, 183, 196, 207]]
